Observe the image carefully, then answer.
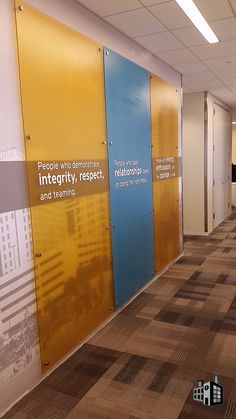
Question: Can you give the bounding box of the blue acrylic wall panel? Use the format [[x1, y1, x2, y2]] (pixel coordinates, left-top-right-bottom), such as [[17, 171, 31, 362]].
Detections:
[[104, 49, 154, 308]]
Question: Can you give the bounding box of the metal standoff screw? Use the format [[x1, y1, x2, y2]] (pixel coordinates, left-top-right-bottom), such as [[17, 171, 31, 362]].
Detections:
[[102, 140, 107, 145], [25, 134, 32, 140], [109, 141, 112, 145], [43, 361, 49, 367], [106, 51, 110, 55], [18, 5, 23, 11], [35, 252, 42, 258]]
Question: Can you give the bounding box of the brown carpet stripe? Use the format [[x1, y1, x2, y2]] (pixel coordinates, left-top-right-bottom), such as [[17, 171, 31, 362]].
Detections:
[[4, 211, 236, 418]]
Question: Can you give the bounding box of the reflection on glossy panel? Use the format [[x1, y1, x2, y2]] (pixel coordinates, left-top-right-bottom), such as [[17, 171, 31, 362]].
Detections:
[[15, 1, 114, 370], [104, 49, 154, 307], [150, 75, 180, 273]]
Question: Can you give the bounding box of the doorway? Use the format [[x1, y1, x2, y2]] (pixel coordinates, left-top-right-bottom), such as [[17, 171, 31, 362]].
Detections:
[[213, 104, 231, 228]]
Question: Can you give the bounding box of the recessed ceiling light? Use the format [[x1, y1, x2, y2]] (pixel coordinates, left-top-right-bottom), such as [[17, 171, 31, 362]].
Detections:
[[233, 122, 236, 125], [175, 0, 219, 44]]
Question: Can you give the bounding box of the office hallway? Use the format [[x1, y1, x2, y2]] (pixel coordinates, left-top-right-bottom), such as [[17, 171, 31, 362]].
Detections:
[[4, 213, 236, 419]]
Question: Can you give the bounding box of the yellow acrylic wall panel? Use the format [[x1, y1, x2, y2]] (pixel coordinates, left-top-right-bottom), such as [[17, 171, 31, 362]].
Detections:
[[150, 75, 180, 273], [15, 1, 114, 370]]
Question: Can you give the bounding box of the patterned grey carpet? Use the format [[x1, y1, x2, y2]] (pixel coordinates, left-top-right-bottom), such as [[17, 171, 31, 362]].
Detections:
[[4, 213, 236, 418]]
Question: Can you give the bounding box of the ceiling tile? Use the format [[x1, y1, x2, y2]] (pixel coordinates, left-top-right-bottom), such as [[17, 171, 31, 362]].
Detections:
[[173, 61, 208, 74], [230, 0, 236, 14], [210, 18, 236, 42], [204, 56, 236, 70], [183, 86, 193, 93], [173, 26, 207, 47], [149, 1, 192, 29], [157, 48, 198, 65], [212, 66, 236, 78], [141, 0, 170, 5], [76, 0, 141, 17], [184, 70, 219, 83], [194, 0, 233, 21], [105, 9, 165, 37], [190, 40, 236, 60], [184, 79, 224, 90], [229, 86, 236, 95], [136, 31, 184, 52], [223, 77, 236, 88], [210, 87, 236, 105]]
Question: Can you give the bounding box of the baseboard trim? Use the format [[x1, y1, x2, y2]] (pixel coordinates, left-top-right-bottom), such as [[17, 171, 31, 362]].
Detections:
[[184, 231, 209, 236]]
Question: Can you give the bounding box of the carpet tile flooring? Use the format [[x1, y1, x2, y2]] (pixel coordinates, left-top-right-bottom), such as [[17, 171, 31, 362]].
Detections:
[[3, 213, 236, 418]]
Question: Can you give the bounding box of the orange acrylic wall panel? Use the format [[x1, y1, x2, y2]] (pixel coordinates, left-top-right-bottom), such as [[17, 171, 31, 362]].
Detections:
[[15, 1, 114, 370], [150, 75, 180, 273]]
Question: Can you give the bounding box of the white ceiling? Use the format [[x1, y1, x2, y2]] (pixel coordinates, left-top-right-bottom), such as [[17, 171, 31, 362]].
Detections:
[[76, 0, 236, 109]]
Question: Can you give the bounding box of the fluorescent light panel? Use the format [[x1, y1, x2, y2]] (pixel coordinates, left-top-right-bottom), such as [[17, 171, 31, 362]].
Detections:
[[175, 0, 219, 44]]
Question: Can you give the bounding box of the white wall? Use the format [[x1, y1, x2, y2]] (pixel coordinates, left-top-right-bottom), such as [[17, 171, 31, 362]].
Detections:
[[0, 0, 182, 415], [231, 111, 236, 206], [183, 91, 231, 236], [232, 110, 236, 164], [232, 122, 236, 164], [183, 92, 205, 235], [207, 93, 231, 231]]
